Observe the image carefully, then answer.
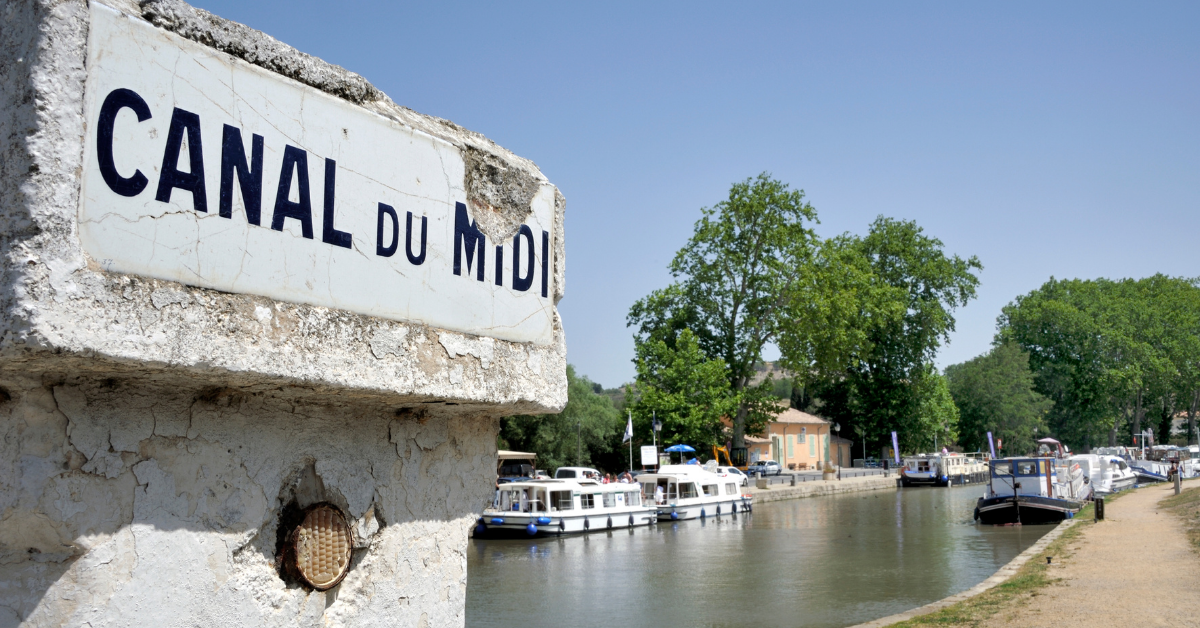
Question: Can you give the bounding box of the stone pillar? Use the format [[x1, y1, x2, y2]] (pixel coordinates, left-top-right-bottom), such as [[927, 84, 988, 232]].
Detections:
[[0, 1, 566, 626]]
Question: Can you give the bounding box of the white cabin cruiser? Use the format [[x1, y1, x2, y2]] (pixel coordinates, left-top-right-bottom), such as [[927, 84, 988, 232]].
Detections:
[[1068, 454, 1135, 496], [638, 464, 753, 521], [975, 457, 1087, 525], [475, 479, 656, 537], [900, 453, 989, 487], [1099, 456, 1137, 494]]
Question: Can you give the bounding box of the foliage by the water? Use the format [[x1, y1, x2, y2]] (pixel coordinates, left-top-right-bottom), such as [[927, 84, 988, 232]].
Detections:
[[499, 365, 623, 471], [997, 275, 1200, 449], [946, 343, 1051, 456], [628, 173, 981, 454]]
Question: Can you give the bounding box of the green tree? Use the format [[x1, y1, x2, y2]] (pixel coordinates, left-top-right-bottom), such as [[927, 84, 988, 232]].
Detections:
[[814, 217, 982, 453], [907, 368, 961, 452], [997, 275, 1199, 449], [627, 329, 741, 449], [628, 173, 820, 447], [946, 343, 1050, 455], [499, 365, 622, 471]]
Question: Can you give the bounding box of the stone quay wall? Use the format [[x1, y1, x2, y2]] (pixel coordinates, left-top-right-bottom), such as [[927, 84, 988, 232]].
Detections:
[[0, 1, 567, 626]]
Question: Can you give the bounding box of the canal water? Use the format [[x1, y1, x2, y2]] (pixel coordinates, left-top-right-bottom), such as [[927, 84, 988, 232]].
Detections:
[[466, 484, 1049, 628]]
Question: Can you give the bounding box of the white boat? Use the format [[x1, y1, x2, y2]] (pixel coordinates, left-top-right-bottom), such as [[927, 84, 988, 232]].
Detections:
[[474, 478, 656, 537], [1068, 454, 1135, 496], [899, 454, 946, 487], [900, 453, 989, 487], [637, 464, 753, 521], [1099, 456, 1137, 494]]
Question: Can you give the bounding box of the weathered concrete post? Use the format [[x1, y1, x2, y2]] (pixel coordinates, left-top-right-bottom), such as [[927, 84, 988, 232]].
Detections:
[[0, 1, 566, 625]]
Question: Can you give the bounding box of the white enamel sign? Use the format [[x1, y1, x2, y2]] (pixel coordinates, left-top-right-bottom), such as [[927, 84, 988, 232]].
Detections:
[[80, 5, 556, 344]]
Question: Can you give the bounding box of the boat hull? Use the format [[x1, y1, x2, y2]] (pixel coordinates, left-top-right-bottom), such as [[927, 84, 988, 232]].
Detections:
[[975, 495, 1084, 525], [473, 509, 658, 538], [655, 496, 753, 521]]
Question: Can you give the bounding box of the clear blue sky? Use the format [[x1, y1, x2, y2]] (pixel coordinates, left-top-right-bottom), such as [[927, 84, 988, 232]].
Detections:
[[194, 1, 1199, 389]]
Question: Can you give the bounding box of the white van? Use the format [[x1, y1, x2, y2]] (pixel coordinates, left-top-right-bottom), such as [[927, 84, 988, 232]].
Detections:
[[554, 466, 601, 480]]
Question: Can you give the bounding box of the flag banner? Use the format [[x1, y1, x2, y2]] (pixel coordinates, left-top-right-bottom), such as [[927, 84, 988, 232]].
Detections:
[[622, 412, 633, 443], [891, 431, 900, 464], [987, 431, 996, 459]]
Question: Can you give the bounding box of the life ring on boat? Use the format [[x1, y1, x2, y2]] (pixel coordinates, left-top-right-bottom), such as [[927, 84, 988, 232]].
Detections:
[[607, 516, 612, 529]]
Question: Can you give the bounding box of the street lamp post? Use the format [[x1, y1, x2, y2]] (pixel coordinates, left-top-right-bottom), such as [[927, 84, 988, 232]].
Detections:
[[835, 423, 842, 480], [576, 421, 581, 466]]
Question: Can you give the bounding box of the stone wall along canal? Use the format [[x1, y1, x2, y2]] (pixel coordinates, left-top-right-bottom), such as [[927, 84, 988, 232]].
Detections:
[[466, 484, 1050, 628]]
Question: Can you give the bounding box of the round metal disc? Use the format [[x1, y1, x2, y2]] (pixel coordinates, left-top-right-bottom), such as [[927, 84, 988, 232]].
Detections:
[[292, 504, 353, 590]]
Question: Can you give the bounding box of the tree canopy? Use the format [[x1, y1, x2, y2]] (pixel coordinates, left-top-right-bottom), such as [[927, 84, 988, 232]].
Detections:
[[997, 274, 1200, 449], [946, 342, 1050, 455], [627, 173, 820, 447], [499, 365, 623, 471]]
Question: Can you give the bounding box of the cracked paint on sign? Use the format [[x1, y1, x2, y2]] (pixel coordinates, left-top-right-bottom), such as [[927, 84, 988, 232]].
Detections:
[[79, 5, 557, 345]]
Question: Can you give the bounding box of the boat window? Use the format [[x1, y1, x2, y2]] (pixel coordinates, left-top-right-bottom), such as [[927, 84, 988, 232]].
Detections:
[[702, 484, 718, 497], [626, 492, 640, 506], [679, 483, 699, 499], [1040, 461, 1051, 476], [726, 483, 737, 495], [556, 469, 576, 478], [603, 492, 616, 508], [991, 462, 1012, 476], [581, 494, 596, 509], [1016, 461, 1038, 475], [666, 480, 678, 500], [551, 490, 573, 511]]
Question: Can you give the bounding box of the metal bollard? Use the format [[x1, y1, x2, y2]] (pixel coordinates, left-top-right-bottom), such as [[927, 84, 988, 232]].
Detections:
[[1094, 496, 1105, 521], [1176, 472, 1182, 495], [791, 474, 797, 487]]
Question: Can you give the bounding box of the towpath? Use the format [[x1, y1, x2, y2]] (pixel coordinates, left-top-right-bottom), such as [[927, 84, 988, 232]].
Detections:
[[989, 482, 1200, 627]]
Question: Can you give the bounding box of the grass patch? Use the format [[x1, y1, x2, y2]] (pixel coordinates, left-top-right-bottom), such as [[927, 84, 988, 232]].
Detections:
[[889, 504, 1093, 628], [1160, 484, 1200, 553]]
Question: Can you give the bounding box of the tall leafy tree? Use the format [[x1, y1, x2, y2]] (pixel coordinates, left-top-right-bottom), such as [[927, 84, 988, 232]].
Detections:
[[998, 274, 1200, 449], [628, 173, 820, 447], [814, 217, 982, 453], [499, 365, 622, 471], [946, 343, 1050, 455], [627, 329, 741, 449], [907, 368, 961, 452]]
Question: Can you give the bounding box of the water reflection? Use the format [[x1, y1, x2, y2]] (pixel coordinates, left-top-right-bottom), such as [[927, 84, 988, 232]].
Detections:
[[467, 485, 1046, 628]]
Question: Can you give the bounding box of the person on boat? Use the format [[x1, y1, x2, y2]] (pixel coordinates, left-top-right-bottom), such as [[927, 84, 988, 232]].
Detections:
[[602, 474, 611, 484], [654, 484, 664, 505]]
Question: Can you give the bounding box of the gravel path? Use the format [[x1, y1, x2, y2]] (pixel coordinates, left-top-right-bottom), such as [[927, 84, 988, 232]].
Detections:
[[993, 482, 1200, 627]]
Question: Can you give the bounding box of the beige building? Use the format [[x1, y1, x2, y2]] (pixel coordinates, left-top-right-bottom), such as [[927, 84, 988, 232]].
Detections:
[[746, 408, 852, 470]]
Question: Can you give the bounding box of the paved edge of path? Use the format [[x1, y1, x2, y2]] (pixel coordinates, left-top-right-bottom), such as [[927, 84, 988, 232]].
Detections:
[[845, 516, 1079, 628]]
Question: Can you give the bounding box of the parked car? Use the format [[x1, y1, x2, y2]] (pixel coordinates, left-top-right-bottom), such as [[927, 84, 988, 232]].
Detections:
[[746, 460, 783, 476], [717, 466, 749, 486], [554, 466, 602, 480], [863, 457, 882, 468]]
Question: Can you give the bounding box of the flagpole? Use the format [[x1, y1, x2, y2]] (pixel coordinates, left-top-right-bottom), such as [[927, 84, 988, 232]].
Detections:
[[627, 411, 633, 472]]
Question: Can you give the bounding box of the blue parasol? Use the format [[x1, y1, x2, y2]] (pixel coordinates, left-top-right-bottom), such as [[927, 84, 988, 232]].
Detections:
[[664, 444, 696, 453]]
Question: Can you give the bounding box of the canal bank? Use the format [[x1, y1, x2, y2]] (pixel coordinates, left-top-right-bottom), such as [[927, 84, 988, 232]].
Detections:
[[873, 479, 1200, 627], [748, 473, 900, 503], [467, 484, 1049, 627]]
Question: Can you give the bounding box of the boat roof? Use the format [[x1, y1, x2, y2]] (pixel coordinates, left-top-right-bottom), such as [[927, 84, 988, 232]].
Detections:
[[494, 478, 639, 491], [636, 464, 724, 480]]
